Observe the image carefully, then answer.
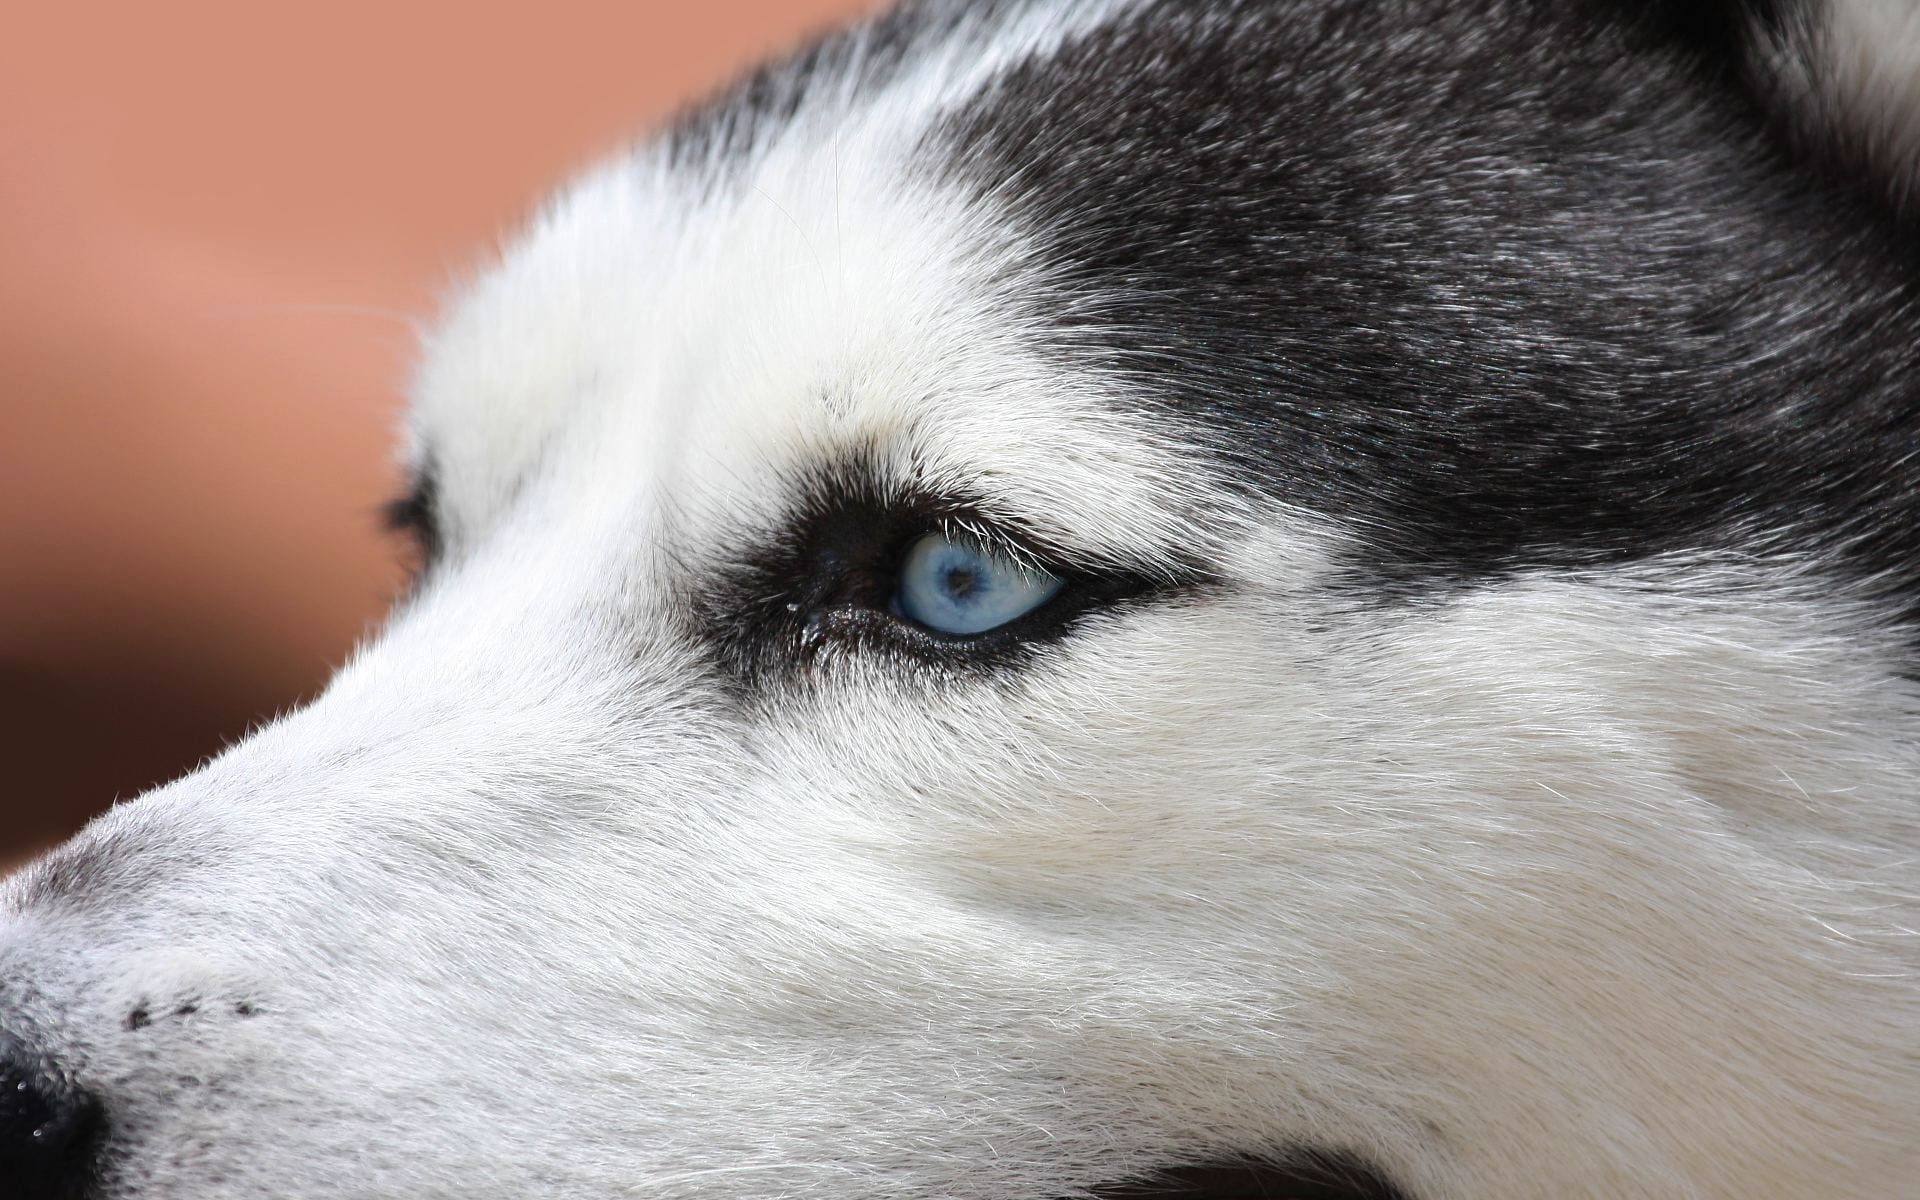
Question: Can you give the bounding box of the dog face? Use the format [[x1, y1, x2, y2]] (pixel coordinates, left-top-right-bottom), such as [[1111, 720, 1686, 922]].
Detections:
[[5, 2, 1917, 1197]]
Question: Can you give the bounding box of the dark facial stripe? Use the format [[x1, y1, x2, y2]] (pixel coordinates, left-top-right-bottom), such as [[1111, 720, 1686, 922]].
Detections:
[[929, 0, 1920, 618]]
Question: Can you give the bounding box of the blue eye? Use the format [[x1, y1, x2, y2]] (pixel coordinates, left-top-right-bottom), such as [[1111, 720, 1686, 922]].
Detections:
[[892, 533, 1064, 636]]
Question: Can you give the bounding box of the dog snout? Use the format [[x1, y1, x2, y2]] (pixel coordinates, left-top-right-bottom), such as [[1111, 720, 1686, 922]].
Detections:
[[0, 1040, 105, 1200]]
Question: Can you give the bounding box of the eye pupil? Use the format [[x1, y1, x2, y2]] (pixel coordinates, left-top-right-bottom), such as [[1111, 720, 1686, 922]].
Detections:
[[894, 533, 1064, 637]]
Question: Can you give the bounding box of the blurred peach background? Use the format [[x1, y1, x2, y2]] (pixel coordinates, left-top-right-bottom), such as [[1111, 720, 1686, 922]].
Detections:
[[1, 0, 878, 871]]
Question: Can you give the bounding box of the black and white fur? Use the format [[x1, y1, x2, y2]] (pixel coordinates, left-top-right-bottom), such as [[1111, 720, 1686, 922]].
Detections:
[[3, 2, 1917, 1197]]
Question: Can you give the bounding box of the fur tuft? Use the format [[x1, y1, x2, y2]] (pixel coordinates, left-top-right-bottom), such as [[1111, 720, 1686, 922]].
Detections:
[[1752, 0, 1920, 209]]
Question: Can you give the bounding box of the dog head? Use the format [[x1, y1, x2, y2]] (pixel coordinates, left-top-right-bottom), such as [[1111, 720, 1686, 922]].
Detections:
[[5, 2, 1917, 1197]]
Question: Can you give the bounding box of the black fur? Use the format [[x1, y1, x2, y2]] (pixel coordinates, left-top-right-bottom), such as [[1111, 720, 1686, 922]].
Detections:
[[1088, 1153, 1409, 1200], [926, 0, 1920, 614]]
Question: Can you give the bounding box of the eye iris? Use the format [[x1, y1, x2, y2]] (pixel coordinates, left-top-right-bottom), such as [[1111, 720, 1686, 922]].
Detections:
[[895, 533, 1063, 636]]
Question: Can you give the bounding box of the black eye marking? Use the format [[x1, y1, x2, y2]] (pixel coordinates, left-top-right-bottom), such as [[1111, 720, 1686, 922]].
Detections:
[[381, 464, 442, 578], [696, 476, 1214, 686]]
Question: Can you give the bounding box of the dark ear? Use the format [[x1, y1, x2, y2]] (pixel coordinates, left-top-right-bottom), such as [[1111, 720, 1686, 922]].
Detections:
[[1721, 0, 1920, 212]]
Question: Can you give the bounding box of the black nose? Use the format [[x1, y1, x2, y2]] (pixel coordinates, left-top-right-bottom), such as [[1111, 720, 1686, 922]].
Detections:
[[0, 1047, 104, 1199]]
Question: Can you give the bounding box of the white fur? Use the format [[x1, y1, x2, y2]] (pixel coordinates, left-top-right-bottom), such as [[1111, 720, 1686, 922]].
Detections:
[[1826, 0, 1920, 189], [3, 3, 1917, 1198], [1765, 0, 1920, 203]]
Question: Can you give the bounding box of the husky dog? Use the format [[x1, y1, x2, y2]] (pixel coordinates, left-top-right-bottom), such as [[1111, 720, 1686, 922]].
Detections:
[[4, 1, 1918, 1196]]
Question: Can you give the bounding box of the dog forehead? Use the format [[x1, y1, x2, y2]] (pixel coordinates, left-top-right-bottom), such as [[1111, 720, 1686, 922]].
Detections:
[[408, 100, 1233, 567]]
